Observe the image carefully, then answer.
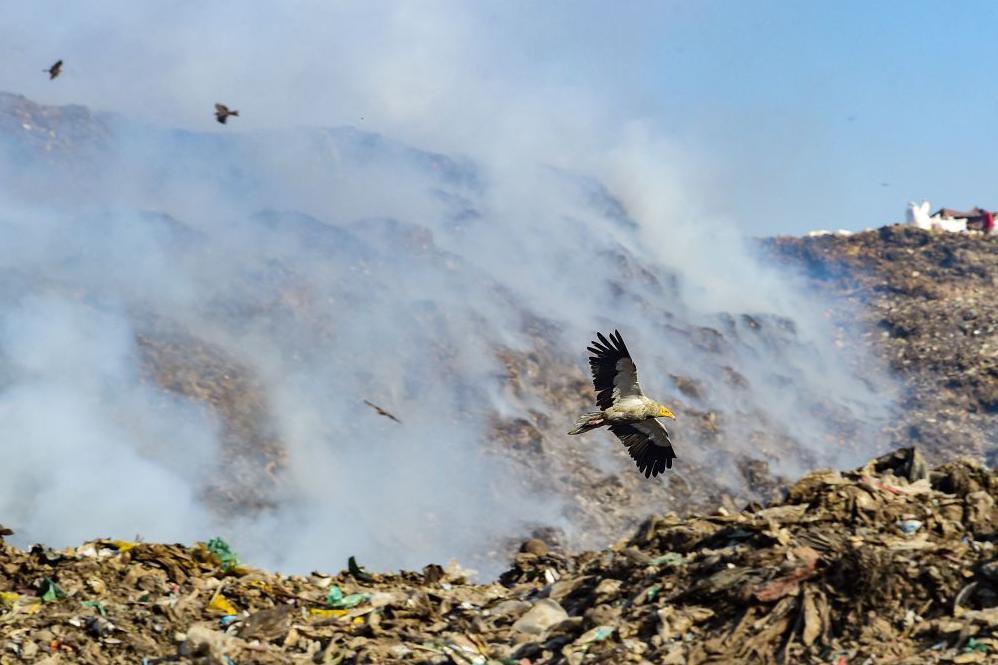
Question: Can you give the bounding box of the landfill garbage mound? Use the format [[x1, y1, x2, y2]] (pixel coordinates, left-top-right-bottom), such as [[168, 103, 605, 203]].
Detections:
[[766, 225, 998, 468], [1, 448, 994, 664]]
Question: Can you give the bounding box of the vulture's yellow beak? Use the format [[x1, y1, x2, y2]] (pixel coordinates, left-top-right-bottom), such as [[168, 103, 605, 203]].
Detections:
[[658, 406, 676, 419]]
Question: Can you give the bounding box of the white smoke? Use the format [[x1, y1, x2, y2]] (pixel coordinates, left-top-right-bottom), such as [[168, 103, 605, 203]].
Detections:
[[0, 2, 892, 575]]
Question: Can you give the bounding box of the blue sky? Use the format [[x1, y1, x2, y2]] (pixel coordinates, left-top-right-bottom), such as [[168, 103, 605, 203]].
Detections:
[[633, 1, 998, 233], [3, 1, 997, 235]]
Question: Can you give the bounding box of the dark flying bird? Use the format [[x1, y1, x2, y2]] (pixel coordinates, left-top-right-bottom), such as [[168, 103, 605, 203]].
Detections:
[[363, 400, 402, 424], [214, 103, 239, 124], [44, 60, 62, 80], [569, 330, 677, 477]]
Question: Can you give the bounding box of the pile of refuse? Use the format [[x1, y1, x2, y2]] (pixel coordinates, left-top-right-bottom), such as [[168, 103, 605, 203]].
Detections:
[[1, 447, 994, 664], [767, 225, 998, 467]]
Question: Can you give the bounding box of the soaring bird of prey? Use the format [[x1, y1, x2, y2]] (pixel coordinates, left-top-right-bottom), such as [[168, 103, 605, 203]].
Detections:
[[214, 103, 239, 124], [569, 330, 677, 477], [44, 60, 62, 80], [363, 400, 402, 424]]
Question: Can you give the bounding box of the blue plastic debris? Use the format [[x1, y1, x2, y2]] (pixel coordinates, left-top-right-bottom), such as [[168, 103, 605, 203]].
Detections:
[[592, 626, 614, 641], [219, 614, 241, 628]]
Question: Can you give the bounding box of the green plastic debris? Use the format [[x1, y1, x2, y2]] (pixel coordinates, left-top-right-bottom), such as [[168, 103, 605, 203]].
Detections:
[[206, 537, 239, 572], [645, 583, 662, 601], [81, 600, 107, 616], [964, 638, 989, 653], [325, 585, 371, 609], [337, 593, 370, 609], [39, 578, 66, 602], [650, 552, 684, 567], [347, 555, 373, 581]]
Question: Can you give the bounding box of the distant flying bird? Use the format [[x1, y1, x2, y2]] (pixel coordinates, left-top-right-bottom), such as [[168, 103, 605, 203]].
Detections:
[[363, 400, 402, 424], [44, 60, 62, 80], [214, 103, 239, 124], [569, 330, 677, 477]]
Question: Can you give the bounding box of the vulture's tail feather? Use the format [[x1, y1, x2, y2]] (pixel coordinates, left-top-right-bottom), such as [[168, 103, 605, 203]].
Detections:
[[568, 412, 604, 435]]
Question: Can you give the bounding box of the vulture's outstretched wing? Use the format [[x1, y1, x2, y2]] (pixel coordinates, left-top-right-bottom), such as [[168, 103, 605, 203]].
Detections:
[[215, 103, 227, 114], [587, 329, 642, 410], [608, 420, 676, 478]]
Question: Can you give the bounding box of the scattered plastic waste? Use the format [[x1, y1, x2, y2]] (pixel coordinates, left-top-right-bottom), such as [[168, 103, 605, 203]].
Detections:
[[325, 585, 370, 609], [583, 625, 613, 642], [38, 578, 66, 602], [85, 615, 115, 637], [964, 637, 990, 653], [80, 599, 107, 616], [347, 555, 373, 581], [205, 537, 239, 572], [107, 539, 137, 553], [0, 448, 992, 663], [219, 614, 241, 628], [649, 552, 684, 567], [206, 594, 238, 615], [308, 607, 349, 620]]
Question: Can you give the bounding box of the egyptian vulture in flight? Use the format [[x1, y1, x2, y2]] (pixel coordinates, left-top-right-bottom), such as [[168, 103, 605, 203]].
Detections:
[[569, 330, 677, 477]]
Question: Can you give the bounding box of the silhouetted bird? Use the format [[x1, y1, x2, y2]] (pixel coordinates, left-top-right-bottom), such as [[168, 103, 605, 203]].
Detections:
[[363, 400, 402, 424], [214, 103, 239, 124], [44, 60, 62, 80]]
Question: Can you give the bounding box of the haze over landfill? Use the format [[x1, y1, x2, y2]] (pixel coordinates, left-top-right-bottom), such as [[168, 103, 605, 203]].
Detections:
[[0, 2, 913, 573], [0, 4, 995, 664]]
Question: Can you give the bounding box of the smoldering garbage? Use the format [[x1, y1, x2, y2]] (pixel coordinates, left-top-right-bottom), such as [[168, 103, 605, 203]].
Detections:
[[0, 447, 994, 664], [766, 226, 998, 467]]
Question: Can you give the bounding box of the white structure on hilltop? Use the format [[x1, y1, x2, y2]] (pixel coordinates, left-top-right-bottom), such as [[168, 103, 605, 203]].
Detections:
[[906, 201, 968, 233]]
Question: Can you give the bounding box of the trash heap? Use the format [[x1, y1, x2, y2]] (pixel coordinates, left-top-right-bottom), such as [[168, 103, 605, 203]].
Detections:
[[1, 448, 994, 664], [766, 226, 998, 467]]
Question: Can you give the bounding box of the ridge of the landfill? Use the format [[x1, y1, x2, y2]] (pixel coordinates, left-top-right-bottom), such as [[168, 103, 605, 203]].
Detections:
[[1, 92, 996, 664], [2, 448, 995, 664]]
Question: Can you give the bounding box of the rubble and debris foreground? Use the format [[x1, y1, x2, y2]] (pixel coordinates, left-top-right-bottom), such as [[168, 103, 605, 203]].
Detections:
[[1, 448, 994, 664]]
